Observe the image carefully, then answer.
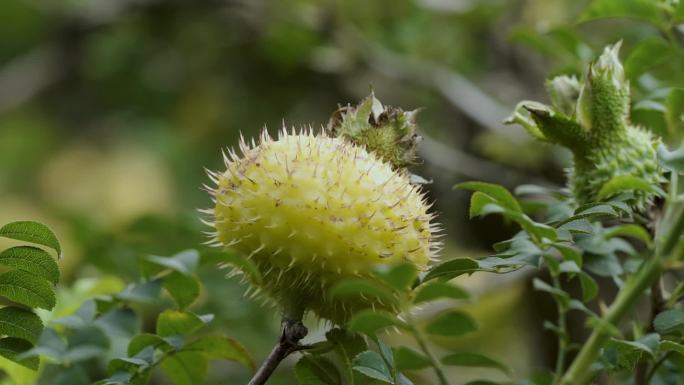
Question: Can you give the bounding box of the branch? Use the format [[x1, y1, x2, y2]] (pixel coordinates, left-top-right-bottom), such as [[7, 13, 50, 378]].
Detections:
[[559, 257, 662, 385], [418, 131, 549, 184], [0, 46, 61, 114], [559, 207, 684, 385], [248, 318, 308, 385]]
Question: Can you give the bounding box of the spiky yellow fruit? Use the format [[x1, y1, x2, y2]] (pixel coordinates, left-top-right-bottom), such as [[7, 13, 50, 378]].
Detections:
[[205, 129, 438, 324]]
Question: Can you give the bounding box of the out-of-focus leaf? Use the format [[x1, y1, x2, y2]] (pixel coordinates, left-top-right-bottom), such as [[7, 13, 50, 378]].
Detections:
[[64, 325, 110, 363], [52, 300, 96, 329], [0, 271, 55, 310], [110, 355, 151, 371], [509, 28, 561, 57], [160, 351, 207, 385], [295, 355, 342, 385], [423, 258, 480, 281], [0, 307, 43, 344], [557, 263, 596, 302], [583, 252, 623, 277], [329, 279, 397, 307], [509, 26, 589, 61], [413, 281, 469, 304], [603, 224, 652, 247], [184, 335, 254, 371], [115, 280, 162, 304], [579, 0, 664, 27], [556, 245, 582, 267], [533, 279, 570, 304], [163, 272, 200, 309], [666, 88, 684, 133], [456, 182, 522, 212], [675, 2, 684, 22], [156, 310, 206, 337], [144, 249, 199, 276], [96, 308, 139, 338], [372, 263, 418, 291], [607, 333, 660, 368], [570, 204, 618, 221], [597, 175, 656, 200], [441, 352, 510, 375], [478, 244, 542, 273], [634, 100, 667, 113], [426, 310, 478, 337], [348, 310, 408, 335], [467, 188, 557, 242], [660, 340, 684, 355], [657, 144, 684, 171], [559, 261, 581, 275], [376, 338, 394, 368], [394, 346, 431, 371], [106, 356, 150, 384], [128, 334, 171, 357], [0, 246, 60, 284], [468, 192, 504, 219], [633, 102, 668, 137], [579, 272, 599, 302], [558, 219, 593, 235], [326, 328, 367, 375], [0, 221, 61, 257], [0, 338, 38, 370], [654, 309, 684, 334], [624, 37, 671, 80], [202, 251, 262, 285], [352, 350, 392, 383], [52, 365, 90, 385], [18, 328, 66, 362]]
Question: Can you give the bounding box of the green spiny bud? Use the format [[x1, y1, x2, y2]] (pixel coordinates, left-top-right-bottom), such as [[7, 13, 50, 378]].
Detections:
[[327, 92, 421, 169], [505, 42, 665, 210], [576, 41, 630, 135]]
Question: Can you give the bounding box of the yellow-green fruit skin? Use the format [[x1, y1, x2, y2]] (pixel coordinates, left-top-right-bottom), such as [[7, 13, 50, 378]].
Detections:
[[209, 131, 436, 324]]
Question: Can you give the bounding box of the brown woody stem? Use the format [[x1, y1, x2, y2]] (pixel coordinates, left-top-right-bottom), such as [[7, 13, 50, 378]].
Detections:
[[247, 318, 308, 385]]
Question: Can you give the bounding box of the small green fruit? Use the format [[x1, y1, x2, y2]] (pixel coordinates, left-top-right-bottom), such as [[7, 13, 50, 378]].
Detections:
[[205, 129, 438, 323]]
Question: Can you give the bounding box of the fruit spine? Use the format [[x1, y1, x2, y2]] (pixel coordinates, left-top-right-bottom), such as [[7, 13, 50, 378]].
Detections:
[[203, 125, 439, 324]]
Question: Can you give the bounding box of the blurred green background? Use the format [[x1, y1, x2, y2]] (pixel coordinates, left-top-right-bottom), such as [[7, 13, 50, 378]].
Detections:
[[1, 0, 682, 384]]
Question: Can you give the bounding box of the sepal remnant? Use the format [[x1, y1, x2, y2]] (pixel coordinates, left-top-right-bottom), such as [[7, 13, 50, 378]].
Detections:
[[327, 92, 422, 169]]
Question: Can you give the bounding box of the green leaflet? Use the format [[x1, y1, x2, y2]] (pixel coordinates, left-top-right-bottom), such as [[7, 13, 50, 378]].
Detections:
[[0, 246, 60, 284], [0, 270, 56, 310], [0, 221, 61, 257], [0, 307, 43, 344]]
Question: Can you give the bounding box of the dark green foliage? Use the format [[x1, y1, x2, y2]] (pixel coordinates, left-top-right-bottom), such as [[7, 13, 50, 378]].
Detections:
[[0, 221, 61, 370], [0, 221, 61, 257], [86, 251, 253, 385]]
